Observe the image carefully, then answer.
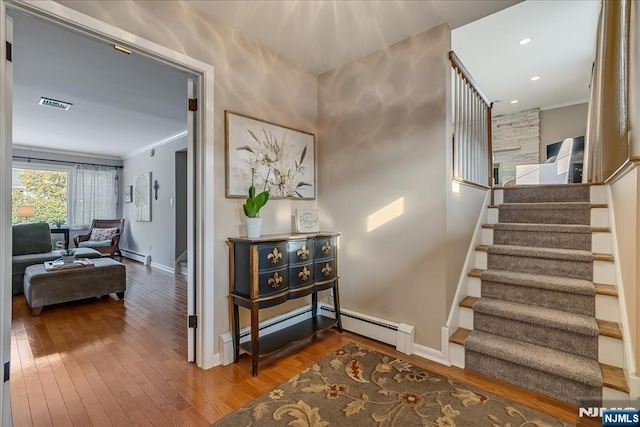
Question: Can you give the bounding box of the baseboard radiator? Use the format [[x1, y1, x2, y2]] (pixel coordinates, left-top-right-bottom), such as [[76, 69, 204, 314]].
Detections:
[[218, 304, 415, 366], [121, 249, 151, 265]]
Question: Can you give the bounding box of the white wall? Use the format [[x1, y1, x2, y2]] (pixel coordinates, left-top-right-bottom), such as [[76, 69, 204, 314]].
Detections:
[[122, 136, 187, 269]]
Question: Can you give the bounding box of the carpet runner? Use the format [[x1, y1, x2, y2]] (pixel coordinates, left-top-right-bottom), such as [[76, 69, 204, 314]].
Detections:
[[465, 185, 603, 406]]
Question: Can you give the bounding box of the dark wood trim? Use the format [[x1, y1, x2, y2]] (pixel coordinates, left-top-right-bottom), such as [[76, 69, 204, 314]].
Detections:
[[452, 176, 491, 190], [449, 51, 491, 106]]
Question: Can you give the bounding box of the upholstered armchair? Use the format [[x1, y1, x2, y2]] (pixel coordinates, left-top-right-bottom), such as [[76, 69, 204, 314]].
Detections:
[[515, 138, 574, 185], [73, 219, 125, 258]]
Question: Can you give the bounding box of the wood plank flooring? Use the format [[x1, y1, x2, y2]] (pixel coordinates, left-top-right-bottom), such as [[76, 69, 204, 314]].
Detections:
[[11, 259, 594, 426]]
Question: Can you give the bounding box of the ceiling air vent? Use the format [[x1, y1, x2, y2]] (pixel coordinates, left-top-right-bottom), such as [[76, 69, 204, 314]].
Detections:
[[38, 97, 73, 110]]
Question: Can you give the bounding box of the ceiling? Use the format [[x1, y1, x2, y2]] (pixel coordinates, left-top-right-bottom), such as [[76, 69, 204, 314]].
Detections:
[[10, 0, 599, 158], [452, 0, 600, 115], [10, 11, 189, 159], [185, 0, 520, 75]]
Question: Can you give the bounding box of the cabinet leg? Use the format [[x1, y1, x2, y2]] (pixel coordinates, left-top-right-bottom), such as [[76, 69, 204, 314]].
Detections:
[[312, 292, 318, 317], [333, 280, 343, 333], [232, 302, 240, 363], [251, 301, 260, 376]]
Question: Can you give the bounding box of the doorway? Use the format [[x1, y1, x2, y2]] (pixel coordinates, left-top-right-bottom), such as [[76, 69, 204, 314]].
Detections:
[[1, 0, 215, 377]]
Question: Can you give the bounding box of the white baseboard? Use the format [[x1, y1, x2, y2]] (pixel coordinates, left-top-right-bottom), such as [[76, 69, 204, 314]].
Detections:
[[413, 343, 449, 366], [121, 248, 151, 265], [219, 305, 314, 365], [219, 304, 419, 365]]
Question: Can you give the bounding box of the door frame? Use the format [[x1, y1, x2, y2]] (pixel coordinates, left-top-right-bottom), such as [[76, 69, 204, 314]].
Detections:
[[0, 0, 216, 369]]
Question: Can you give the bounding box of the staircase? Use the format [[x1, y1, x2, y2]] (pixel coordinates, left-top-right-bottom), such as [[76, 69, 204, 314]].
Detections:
[[448, 184, 629, 406]]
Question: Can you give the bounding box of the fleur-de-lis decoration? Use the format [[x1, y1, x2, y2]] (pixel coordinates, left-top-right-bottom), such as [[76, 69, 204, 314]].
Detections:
[[321, 263, 332, 277], [298, 266, 310, 281], [267, 248, 282, 264], [322, 241, 332, 255], [297, 245, 310, 260], [267, 272, 283, 288]]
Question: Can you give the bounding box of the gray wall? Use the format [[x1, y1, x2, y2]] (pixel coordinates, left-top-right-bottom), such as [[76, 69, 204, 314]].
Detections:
[[175, 150, 187, 261], [539, 103, 588, 162], [319, 23, 470, 349], [122, 136, 187, 269]]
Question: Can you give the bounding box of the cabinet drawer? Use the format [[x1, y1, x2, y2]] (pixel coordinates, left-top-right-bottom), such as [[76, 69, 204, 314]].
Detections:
[[258, 243, 288, 270], [288, 239, 314, 265], [289, 263, 314, 288], [315, 259, 336, 281], [258, 268, 288, 296], [314, 237, 336, 260]]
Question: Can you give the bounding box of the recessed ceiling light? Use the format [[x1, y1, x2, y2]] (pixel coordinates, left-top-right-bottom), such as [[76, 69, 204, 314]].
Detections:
[[518, 38, 532, 45], [530, 76, 541, 81], [510, 100, 519, 104]]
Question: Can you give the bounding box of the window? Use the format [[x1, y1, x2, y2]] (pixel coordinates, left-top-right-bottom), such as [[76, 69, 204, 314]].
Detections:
[[12, 167, 69, 225], [12, 163, 117, 227]]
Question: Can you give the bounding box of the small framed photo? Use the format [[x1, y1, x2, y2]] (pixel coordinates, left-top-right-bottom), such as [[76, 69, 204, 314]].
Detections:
[[295, 209, 319, 233], [124, 185, 133, 203]]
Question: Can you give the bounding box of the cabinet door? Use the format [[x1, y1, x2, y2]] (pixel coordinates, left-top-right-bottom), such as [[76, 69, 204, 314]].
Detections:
[[289, 263, 314, 288], [315, 259, 336, 282], [288, 239, 314, 266], [258, 243, 288, 270], [314, 237, 336, 261], [258, 268, 288, 296]]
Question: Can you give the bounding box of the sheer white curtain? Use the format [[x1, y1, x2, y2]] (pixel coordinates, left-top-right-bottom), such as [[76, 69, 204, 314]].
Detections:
[[72, 165, 117, 227]]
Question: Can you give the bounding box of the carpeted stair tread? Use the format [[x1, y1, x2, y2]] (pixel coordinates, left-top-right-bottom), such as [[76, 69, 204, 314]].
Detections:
[[499, 202, 592, 210], [493, 223, 592, 234], [601, 363, 630, 393], [473, 298, 598, 336], [503, 185, 591, 203], [465, 331, 603, 387], [480, 269, 595, 296], [598, 320, 623, 339], [488, 244, 592, 262]]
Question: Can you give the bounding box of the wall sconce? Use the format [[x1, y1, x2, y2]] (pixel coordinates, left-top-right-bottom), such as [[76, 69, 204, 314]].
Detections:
[[153, 180, 160, 200], [16, 205, 35, 222]]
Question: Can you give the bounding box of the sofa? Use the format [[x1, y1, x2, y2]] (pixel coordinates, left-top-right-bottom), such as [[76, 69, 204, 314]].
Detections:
[[12, 222, 102, 295]]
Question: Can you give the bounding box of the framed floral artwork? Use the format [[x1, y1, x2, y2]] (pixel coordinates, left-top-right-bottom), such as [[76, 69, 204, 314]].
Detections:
[[225, 110, 315, 199]]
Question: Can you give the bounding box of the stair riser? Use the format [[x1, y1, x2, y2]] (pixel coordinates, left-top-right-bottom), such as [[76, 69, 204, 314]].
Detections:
[[488, 254, 592, 280], [600, 336, 624, 368], [594, 260, 616, 285], [482, 228, 612, 253], [493, 229, 591, 251], [481, 280, 595, 316], [499, 207, 590, 225], [596, 294, 621, 323], [503, 186, 591, 203], [465, 351, 601, 406], [474, 313, 598, 359]]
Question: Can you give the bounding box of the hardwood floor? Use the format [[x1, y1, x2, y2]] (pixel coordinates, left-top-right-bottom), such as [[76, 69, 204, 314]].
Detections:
[[10, 259, 594, 426]]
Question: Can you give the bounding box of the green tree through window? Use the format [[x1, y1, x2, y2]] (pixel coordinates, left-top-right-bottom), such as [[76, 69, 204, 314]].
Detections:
[[12, 168, 68, 225]]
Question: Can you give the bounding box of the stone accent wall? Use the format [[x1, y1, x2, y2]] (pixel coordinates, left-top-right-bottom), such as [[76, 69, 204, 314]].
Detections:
[[492, 108, 540, 185]]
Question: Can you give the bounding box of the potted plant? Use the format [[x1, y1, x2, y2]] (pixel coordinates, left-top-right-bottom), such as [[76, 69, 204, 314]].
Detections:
[[243, 170, 269, 239], [59, 248, 76, 264], [52, 220, 65, 228]]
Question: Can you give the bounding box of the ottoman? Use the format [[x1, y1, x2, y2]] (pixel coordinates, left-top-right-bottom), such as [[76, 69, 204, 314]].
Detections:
[[24, 258, 126, 316]]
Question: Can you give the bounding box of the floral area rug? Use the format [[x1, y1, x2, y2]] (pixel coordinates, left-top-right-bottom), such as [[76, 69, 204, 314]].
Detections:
[[213, 342, 568, 427]]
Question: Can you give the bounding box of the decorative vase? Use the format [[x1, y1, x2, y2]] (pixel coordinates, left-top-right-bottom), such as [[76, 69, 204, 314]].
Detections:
[[62, 255, 76, 264], [245, 217, 262, 239]]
